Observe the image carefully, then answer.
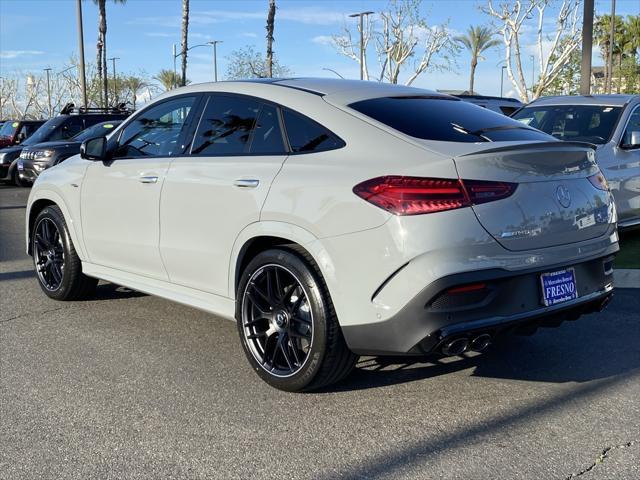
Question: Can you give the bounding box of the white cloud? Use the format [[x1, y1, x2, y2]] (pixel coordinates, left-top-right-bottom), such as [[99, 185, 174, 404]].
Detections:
[[193, 7, 348, 26], [311, 35, 334, 46], [0, 50, 45, 59], [145, 32, 174, 38], [239, 32, 258, 38]]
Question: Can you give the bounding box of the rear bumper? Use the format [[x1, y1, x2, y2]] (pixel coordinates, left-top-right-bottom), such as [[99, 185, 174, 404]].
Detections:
[[342, 254, 615, 355]]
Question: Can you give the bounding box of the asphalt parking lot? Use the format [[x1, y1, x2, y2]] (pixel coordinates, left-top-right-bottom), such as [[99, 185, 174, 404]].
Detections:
[[1, 184, 639, 480]]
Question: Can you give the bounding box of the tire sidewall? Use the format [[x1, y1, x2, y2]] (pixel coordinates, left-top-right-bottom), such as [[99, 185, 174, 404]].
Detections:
[[236, 249, 329, 392], [32, 207, 76, 300]]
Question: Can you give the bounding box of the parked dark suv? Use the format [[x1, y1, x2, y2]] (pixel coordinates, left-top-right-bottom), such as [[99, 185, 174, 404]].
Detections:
[[0, 119, 46, 148], [18, 120, 122, 183], [0, 104, 130, 186]]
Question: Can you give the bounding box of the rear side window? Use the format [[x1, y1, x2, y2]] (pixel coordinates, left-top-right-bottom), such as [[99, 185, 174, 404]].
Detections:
[[282, 109, 343, 153], [191, 95, 261, 155], [249, 104, 286, 154], [350, 96, 551, 143]]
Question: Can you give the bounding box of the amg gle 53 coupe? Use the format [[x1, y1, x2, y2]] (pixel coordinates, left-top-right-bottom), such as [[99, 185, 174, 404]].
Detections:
[[26, 79, 618, 391]]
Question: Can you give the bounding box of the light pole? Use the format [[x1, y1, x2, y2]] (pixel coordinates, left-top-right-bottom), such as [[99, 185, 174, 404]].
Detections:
[[172, 44, 177, 88], [76, 0, 88, 108], [349, 11, 374, 80], [580, 0, 594, 95], [44, 68, 52, 116], [530, 54, 535, 98], [500, 66, 507, 97], [108, 57, 119, 104], [207, 40, 223, 82]]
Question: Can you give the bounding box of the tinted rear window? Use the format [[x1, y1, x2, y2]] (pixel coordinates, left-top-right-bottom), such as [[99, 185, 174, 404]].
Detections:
[[349, 96, 551, 143], [512, 105, 622, 144]]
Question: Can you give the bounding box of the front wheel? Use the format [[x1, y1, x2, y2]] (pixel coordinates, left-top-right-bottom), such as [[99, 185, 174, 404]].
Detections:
[[32, 205, 98, 300], [236, 248, 357, 392]]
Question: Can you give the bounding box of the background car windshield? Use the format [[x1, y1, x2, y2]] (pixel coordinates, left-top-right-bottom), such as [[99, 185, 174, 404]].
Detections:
[[0, 121, 18, 138], [21, 118, 67, 145], [512, 105, 622, 144], [72, 121, 121, 142], [349, 96, 552, 143]]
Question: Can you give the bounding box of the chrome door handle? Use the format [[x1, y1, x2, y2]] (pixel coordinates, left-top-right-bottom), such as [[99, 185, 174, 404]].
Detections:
[[139, 175, 158, 184], [233, 179, 259, 188]]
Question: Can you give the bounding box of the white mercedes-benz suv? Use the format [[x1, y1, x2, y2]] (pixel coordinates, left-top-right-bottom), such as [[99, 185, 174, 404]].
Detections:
[[27, 78, 618, 391]]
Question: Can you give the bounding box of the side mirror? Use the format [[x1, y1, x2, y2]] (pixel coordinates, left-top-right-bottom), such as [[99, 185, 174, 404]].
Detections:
[[621, 130, 640, 150], [80, 136, 107, 161]]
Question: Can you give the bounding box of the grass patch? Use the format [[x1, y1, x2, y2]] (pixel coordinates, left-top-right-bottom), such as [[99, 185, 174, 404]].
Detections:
[[615, 230, 640, 269]]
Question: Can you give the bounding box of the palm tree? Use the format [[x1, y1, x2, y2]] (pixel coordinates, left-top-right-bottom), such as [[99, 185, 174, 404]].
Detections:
[[94, 0, 127, 108], [266, 0, 276, 78], [123, 76, 149, 109], [155, 69, 184, 91], [181, 0, 189, 87], [594, 14, 625, 91], [455, 26, 500, 95]]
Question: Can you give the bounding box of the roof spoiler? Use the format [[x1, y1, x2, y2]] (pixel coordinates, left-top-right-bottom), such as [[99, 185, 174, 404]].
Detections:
[[457, 141, 597, 157]]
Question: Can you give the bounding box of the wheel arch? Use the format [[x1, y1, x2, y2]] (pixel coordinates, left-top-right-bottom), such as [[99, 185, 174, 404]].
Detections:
[[229, 222, 336, 302], [26, 190, 86, 260]]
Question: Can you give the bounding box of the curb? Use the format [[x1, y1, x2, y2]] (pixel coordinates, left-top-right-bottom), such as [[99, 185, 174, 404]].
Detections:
[[614, 269, 640, 289]]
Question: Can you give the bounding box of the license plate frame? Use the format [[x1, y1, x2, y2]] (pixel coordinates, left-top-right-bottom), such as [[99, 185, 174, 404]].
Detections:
[[540, 268, 578, 307]]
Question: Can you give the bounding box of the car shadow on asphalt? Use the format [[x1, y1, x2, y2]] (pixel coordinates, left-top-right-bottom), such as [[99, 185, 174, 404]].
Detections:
[[324, 289, 640, 391], [91, 283, 149, 301]]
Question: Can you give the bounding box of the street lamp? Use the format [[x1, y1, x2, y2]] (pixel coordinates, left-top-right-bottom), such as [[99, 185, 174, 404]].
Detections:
[[174, 42, 222, 85], [530, 54, 535, 97], [500, 65, 507, 97], [207, 40, 223, 82], [349, 11, 374, 80], [44, 68, 52, 116], [108, 57, 120, 104], [75, 0, 88, 109]]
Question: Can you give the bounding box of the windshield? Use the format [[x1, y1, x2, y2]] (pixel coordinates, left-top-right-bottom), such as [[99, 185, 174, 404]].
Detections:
[[512, 105, 622, 144], [21, 117, 67, 146], [72, 121, 122, 142], [0, 121, 18, 138], [349, 96, 552, 143]]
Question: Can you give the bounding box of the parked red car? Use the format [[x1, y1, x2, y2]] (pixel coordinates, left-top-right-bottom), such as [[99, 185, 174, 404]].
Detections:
[[0, 120, 45, 148]]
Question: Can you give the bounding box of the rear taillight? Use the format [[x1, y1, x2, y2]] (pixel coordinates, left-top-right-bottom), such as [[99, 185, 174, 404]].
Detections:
[[588, 173, 609, 191], [353, 176, 517, 215]]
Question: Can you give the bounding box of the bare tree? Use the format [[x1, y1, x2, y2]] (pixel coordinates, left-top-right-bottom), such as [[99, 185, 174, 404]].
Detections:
[[181, 0, 190, 87], [225, 46, 292, 79], [485, 0, 582, 102], [333, 14, 375, 80], [266, 0, 276, 78], [333, 0, 457, 85]]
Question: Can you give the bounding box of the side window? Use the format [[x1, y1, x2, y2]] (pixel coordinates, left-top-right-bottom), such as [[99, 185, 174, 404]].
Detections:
[[191, 95, 260, 155], [249, 104, 286, 154], [114, 96, 196, 158], [282, 109, 342, 153], [60, 117, 85, 139], [622, 108, 640, 146]]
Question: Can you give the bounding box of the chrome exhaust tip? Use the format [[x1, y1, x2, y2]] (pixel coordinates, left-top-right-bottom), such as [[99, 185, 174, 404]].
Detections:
[[469, 333, 492, 352], [441, 337, 469, 356]]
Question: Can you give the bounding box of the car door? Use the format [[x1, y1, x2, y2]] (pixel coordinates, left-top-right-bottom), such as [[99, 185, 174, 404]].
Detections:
[[160, 94, 288, 296], [614, 105, 640, 225], [81, 95, 199, 280]]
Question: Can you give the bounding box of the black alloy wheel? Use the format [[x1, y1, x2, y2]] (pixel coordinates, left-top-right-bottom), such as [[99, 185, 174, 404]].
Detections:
[[241, 264, 314, 377], [33, 217, 65, 291]]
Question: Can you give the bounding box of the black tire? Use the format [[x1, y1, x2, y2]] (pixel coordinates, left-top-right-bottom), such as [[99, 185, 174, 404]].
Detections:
[[236, 248, 357, 392], [32, 205, 98, 300], [12, 168, 25, 187]]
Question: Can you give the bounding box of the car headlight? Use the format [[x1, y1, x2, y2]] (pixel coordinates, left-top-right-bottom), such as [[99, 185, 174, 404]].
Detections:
[[33, 150, 54, 160]]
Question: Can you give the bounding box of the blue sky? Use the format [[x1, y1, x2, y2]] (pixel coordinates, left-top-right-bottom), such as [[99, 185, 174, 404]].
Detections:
[[0, 0, 638, 98]]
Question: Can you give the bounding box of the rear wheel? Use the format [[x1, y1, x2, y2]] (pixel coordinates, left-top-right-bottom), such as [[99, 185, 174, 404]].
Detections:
[[32, 205, 97, 300], [236, 248, 356, 392]]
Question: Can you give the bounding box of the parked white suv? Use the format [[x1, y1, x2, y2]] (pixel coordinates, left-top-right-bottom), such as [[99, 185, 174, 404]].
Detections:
[[27, 79, 617, 391]]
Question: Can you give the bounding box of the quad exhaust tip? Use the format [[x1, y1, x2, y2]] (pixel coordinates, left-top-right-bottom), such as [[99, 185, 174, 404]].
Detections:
[[442, 334, 492, 356], [469, 333, 492, 352], [441, 338, 469, 356]]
